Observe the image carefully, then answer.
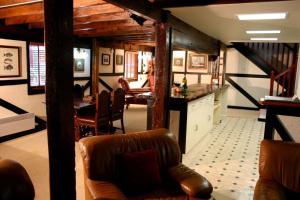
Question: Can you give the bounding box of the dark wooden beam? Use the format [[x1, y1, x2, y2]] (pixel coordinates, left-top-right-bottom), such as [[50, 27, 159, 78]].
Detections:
[[0, 25, 43, 41], [152, 0, 292, 8], [76, 26, 154, 37], [104, 0, 166, 22], [153, 22, 172, 128], [44, 0, 75, 199], [166, 14, 219, 55]]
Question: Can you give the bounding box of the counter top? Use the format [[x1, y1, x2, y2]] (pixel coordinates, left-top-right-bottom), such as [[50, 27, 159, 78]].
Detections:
[[170, 84, 229, 103]]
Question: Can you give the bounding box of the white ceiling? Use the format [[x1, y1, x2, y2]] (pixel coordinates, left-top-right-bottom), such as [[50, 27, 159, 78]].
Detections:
[[168, 0, 300, 44]]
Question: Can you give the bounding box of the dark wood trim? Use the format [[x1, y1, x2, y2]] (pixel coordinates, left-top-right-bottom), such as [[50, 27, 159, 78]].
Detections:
[[227, 105, 259, 111], [98, 73, 123, 76], [82, 80, 91, 92], [0, 124, 45, 143], [141, 79, 148, 88], [104, 0, 166, 22], [263, 101, 300, 141], [98, 77, 113, 92], [0, 98, 46, 143], [226, 73, 269, 78], [0, 98, 26, 114], [0, 79, 27, 86], [225, 76, 261, 108], [74, 77, 90, 80], [167, 14, 219, 55], [44, 0, 76, 199]]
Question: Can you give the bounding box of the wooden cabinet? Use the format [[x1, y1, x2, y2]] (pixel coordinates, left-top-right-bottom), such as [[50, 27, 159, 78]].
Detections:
[[169, 84, 228, 154]]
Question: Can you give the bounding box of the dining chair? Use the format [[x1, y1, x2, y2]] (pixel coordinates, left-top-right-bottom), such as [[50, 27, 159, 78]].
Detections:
[[110, 88, 126, 134], [75, 90, 111, 138]]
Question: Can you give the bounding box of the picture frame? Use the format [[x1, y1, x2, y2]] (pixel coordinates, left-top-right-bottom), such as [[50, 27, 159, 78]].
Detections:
[[173, 57, 184, 67], [74, 58, 85, 72], [189, 54, 207, 69], [0, 45, 21, 77], [115, 54, 123, 65], [102, 53, 110, 65]]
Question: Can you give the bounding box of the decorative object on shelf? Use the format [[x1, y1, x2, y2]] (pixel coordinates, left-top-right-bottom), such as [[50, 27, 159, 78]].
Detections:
[[0, 45, 21, 77], [102, 53, 110, 65], [74, 58, 85, 72], [181, 76, 188, 96]]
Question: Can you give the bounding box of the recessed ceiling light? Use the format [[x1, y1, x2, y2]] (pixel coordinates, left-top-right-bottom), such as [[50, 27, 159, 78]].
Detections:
[[250, 38, 278, 41], [246, 30, 281, 34], [238, 13, 287, 20]]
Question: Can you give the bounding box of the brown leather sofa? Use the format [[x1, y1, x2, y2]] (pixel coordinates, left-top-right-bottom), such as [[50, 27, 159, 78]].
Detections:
[[0, 159, 35, 200], [254, 140, 300, 200], [79, 128, 213, 200]]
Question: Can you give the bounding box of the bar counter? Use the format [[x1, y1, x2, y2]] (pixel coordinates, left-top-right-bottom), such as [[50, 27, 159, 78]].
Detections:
[[169, 84, 229, 153]]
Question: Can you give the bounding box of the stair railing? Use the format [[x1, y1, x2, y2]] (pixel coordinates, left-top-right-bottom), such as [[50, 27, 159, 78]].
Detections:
[[244, 43, 298, 74], [269, 67, 295, 97]]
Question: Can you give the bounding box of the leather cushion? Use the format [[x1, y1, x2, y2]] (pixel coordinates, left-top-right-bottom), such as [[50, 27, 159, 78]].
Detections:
[[118, 149, 162, 195]]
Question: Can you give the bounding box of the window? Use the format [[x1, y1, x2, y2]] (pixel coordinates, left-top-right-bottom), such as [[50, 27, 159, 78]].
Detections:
[[28, 42, 45, 94], [124, 51, 138, 81]]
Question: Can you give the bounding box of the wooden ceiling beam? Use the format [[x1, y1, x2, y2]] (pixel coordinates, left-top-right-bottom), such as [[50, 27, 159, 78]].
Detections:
[[74, 19, 153, 30], [76, 27, 155, 37], [0, 0, 105, 8], [74, 11, 129, 24], [0, 2, 43, 18], [5, 10, 131, 26], [104, 0, 167, 22], [0, 2, 122, 19], [151, 0, 292, 8]]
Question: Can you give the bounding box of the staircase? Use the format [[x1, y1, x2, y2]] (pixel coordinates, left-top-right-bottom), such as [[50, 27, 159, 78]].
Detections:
[[232, 42, 298, 97], [231, 42, 299, 121]]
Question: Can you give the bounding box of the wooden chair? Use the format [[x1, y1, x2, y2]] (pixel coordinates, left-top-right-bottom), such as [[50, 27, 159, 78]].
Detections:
[[75, 90, 111, 138], [110, 88, 126, 134], [118, 77, 151, 109]]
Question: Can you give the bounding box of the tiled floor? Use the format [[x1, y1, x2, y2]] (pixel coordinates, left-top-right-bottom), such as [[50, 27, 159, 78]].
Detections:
[[183, 116, 265, 200]]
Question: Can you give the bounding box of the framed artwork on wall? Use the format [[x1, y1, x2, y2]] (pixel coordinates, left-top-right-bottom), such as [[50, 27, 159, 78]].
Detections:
[[115, 54, 123, 65], [74, 58, 85, 72], [173, 57, 184, 68], [102, 53, 110, 65], [189, 54, 207, 69], [0, 45, 21, 77], [187, 52, 208, 73]]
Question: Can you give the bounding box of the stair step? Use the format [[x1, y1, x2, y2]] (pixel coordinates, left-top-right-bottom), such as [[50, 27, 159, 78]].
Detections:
[[258, 109, 266, 122]]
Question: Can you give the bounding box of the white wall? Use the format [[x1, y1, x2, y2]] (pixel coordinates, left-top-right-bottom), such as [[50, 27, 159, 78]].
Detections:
[[0, 39, 46, 117], [226, 48, 269, 108], [295, 46, 300, 97]]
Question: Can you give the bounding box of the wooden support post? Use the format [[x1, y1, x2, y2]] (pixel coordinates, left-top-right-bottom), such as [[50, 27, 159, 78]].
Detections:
[[153, 22, 172, 128], [44, 0, 76, 199], [92, 39, 99, 95]]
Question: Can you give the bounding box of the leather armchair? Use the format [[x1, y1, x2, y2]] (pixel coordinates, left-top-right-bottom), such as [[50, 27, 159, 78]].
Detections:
[[79, 128, 213, 200], [254, 140, 300, 200], [0, 159, 35, 200]]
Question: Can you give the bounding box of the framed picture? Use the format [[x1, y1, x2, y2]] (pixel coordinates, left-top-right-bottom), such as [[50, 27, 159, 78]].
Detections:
[[173, 57, 184, 67], [115, 54, 123, 65], [0, 45, 21, 77], [189, 54, 207, 69], [74, 58, 85, 72], [102, 53, 110, 65]]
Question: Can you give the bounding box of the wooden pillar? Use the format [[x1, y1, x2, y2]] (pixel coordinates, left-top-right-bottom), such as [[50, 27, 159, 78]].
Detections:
[[92, 39, 99, 95], [153, 23, 172, 128], [44, 0, 76, 199]]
